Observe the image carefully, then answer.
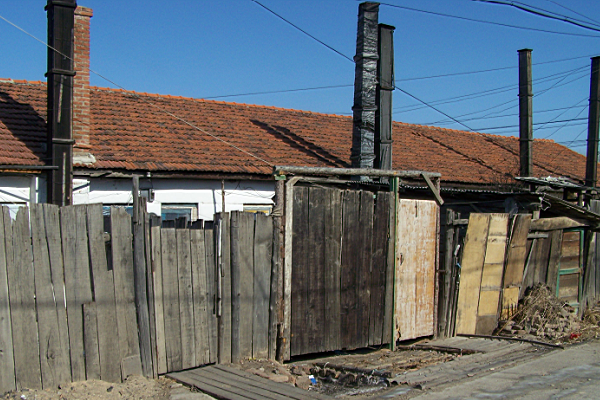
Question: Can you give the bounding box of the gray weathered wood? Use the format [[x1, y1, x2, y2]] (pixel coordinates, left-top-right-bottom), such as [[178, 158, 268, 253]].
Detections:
[[151, 225, 168, 374], [546, 230, 564, 294], [190, 227, 209, 365], [282, 177, 300, 360], [8, 207, 42, 389], [161, 228, 182, 372], [370, 192, 390, 345], [269, 181, 284, 361], [529, 216, 586, 231], [133, 199, 152, 377], [291, 187, 309, 356], [30, 205, 70, 388], [86, 204, 121, 383], [324, 188, 342, 352], [204, 226, 218, 363], [358, 191, 374, 348], [218, 213, 232, 364], [0, 207, 16, 393], [236, 212, 255, 360], [110, 207, 142, 378], [253, 213, 272, 359], [383, 181, 398, 345], [176, 229, 196, 369], [62, 205, 94, 382], [144, 211, 158, 378], [83, 302, 101, 380]]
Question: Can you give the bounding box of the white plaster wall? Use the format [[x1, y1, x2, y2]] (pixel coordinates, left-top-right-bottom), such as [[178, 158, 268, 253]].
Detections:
[[73, 178, 275, 221], [0, 175, 46, 218]]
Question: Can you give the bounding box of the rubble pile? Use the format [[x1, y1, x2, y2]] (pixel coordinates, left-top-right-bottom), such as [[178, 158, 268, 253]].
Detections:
[[496, 284, 600, 343]]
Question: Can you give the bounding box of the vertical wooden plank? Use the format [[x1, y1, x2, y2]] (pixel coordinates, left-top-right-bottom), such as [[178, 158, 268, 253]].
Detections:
[[7, 207, 42, 389], [30, 205, 70, 388], [239, 212, 255, 359], [269, 196, 281, 361], [176, 229, 195, 369], [190, 226, 209, 365], [161, 228, 181, 372], [42, 205, 71, 384], [340, 190, 360, 350], [151, 225, 168, 374], [0, 207, 16, 393], [110, 207, 142, 378], [83, 302, 100, 380], [218, 213, 232, 364], [546, 230, 563, 294], [358, 191, 374, 348], [501, 214, 532, 318], [307, 187, 326, 353], [144, 212, 158, 379], [454, 213, 490, 335], [253, 213, 272, 359], [86, 204, 121, 383], [369, 192, 390, 345], [290, 187, 309, 356], [383, 183, 398, 345], [324, 188, 342, 352], [475, 214, 509, 335], [204, 226, 217, 364], [61, 205, 93, 382]]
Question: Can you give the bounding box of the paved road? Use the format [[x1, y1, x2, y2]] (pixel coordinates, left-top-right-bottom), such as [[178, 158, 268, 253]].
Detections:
[[409, 340, 600, 399]]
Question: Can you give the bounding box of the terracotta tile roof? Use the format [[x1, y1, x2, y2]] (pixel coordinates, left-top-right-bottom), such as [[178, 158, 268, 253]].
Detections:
[[0, 78, 595, 185]]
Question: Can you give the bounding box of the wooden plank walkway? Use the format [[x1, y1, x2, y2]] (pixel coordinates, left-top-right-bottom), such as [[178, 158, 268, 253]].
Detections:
[[167, 364, 330, 400]]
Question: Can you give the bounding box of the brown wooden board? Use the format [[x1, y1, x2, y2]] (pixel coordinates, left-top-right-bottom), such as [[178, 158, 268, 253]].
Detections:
[[546, 230, 563, 294], [476, 214, 508, 335], [357, 191, 374, 348], [239, 212, 255, 359], [161, 228, 182, 372], [533, 236, 551, 286], [218, 213, 232, 364], [455, 214, 490, 335], [61, 205, 93, 382], [560, 231, 581, 270], [307, 187, 327, 353], [110, 207, 142, 378], [0, 207, 16, 393], [176, 229, 195, 369], [291, 186, 309, 356], [190, 227, 209, 366], [144, 211, 158, 378], [204, 226, 218, 363], [86, 204, 120, 383], [150, 225, 168, 374], [383, 189, 396, 344], [83, 302, 101, 380], [253, 213, 272, 359], [8, 208, 42, 389], [30, 205, 71, 388], [369, 192, 390, 345], [340, 190, 360, 350], [324, 188, 342, 352], [502, 214, 532, 315]]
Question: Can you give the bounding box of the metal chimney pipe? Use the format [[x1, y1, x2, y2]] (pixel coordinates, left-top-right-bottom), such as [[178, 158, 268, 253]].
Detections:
[[351, 2, 379, 179], [586, 56, 600, 188], [518, 49, 533, 178], [46, 0, 77, 206], [375, 23, 395, 172]]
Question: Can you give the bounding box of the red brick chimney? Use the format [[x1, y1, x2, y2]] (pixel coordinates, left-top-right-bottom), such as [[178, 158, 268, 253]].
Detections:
[[72, 6, 95, 164]]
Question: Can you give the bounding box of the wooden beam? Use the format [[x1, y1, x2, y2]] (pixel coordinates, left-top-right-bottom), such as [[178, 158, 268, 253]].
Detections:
[[421, 173, 444, 206], [529, 217, 587, 231], [274, 166, 440, 179]]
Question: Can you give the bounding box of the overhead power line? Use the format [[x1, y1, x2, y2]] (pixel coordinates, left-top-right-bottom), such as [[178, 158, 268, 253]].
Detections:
[[379, 2, 600, 38], [202, 84, 352, 100]]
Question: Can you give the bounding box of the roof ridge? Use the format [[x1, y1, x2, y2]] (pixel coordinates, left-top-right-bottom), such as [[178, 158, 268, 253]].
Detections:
[[396, 121, 557, 143], [0, 78, 46, 86], [89, 85, 352, 118]]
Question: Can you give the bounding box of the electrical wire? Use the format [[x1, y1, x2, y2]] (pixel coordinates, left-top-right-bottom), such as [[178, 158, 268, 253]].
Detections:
[[379, 2, 600, 38], [544, 0, 600, 27], [202, 84, 352, 99]]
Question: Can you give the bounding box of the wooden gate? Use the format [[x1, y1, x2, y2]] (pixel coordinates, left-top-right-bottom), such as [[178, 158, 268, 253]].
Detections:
[[290, 186, 394, 356]]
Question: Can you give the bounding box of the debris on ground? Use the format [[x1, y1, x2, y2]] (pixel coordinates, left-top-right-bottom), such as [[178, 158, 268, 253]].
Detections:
[[495, 284, 600, 344]]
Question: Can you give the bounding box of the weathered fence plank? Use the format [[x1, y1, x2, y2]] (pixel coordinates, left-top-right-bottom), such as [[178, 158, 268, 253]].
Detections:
[[0, 207, 16, 393], [204, 226, 217, 364], [190, 226, 209, 366], [30, 205, 70, 388], [111, 207, 142, 378], [307, 187, 326, 353], [151, 225, 168, 374], [370, 192, 390, 345], [238, 212, 255, 359], [324, 188, 342, 352], [177, 229, 196, 369], [218, 213, 232, 364], [501, 214, 532, 318], [86, 204, 121, 383], [161, 228, 182, 372], [253, 213, 272, 359], [358, 192, 374, 348], [546, 230, 564, 294], [341, 190, 361, 350], [291, 187, 309, 356], [61, 206, 93, 382], [83, 302, 101, 380], [8, 207, 42, 389]]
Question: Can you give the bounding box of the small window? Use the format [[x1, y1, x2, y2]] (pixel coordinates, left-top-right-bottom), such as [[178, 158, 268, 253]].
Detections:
[[161, 204, 198, 225], [243, 204, 273, 215]]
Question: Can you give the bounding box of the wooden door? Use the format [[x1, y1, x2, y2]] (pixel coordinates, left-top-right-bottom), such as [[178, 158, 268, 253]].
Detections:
[[395, 200, 439, 342]]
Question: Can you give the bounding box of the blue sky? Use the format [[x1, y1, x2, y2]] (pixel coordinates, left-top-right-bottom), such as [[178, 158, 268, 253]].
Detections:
[[1, 0, 600, 154]]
